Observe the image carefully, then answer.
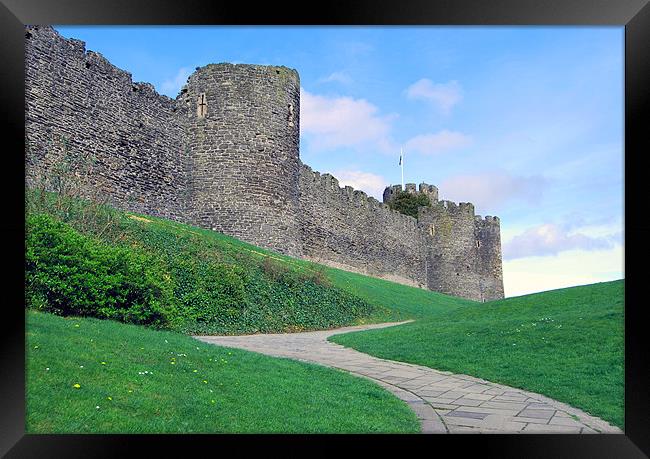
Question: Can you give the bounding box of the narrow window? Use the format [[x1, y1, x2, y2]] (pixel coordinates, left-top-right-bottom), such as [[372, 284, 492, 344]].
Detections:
[[288, 103, 295, 127], [476, 240, 481, 248], [197, 93, 208, 118]]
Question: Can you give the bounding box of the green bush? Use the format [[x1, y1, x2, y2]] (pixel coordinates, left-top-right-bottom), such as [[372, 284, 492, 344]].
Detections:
[[25, 213, 177, 328], [25, 193, 384, 335], [388, 191, 431, 218], [173, 261, 249, 324]]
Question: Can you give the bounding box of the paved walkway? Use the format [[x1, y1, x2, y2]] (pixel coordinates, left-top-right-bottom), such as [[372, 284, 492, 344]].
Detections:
[[194, 321, 622, 434]]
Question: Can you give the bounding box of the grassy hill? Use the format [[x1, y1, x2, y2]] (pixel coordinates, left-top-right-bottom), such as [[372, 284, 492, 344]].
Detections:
[[25, 190, 624, 431], [26, 311, 419, 433], [330, 280, 624, 428], [25, 190, 475, 333], [26, 191, 394, 335], [23, 190, 474, 433]]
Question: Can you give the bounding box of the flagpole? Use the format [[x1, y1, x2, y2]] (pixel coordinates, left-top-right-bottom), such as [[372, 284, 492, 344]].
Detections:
[[400, 147, 404, 189]]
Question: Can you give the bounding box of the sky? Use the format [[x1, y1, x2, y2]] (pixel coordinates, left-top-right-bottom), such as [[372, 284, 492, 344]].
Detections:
[[54, 26, 624, 298]]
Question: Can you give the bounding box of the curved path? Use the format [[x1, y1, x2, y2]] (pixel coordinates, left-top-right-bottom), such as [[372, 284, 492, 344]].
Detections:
[[194, 321, 622, 434]]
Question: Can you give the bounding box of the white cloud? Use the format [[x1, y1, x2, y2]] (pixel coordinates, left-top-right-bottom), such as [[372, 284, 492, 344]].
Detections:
[[503, 245, 624, 297], [300, 88, 394, 152], [330, 169, 388, 200], [406, 79, 462, 113], [160, 67, 191, 97], [318, 71, 353, 85], [403, 130, 471, 155], [502, 223, 619, 260], [440, 171, 547, 213]]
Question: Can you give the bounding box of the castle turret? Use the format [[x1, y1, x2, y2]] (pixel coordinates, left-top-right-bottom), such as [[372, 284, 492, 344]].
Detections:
[[419, 201, 484, 301], [419, 183, 439, 203], [382, 183, 438, 205], [182, 63, 302, 256], [475, 216, 505, 301], [382, 184, 403, 204]]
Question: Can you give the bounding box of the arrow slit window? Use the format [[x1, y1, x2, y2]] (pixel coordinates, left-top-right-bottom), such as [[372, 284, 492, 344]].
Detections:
[[197, 93, 207, 118]]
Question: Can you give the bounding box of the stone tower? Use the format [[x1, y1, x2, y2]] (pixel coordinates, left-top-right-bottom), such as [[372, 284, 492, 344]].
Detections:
[[418, 201, 482, 300], [383, 184, 505, 302], [181, 64, 303, 256], [474, 215, 505, 301], [417, 201, 504, 302], [383, 183, 439, 205]]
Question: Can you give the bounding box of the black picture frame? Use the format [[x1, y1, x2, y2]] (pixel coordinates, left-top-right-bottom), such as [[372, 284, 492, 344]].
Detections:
[[2, 0, 648, 457]]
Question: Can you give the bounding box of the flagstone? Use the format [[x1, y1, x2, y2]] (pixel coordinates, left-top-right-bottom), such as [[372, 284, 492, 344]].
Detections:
[[194, 320, 621, 435], [517, 409, 556, 419], [523, 423, 582, 433]]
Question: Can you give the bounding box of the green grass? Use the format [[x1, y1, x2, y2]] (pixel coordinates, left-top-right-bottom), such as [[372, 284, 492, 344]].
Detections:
[[330, 280, 624, 429], [26, 310, 420, 433], [325, 267, 475, 320], [25, 190, 625, 432], [26, 190, 474, 332], [25, 191, 385, 334]]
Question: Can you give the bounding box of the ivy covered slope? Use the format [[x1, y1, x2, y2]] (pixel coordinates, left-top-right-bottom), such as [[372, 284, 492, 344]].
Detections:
[[25, 191, 392, 335]]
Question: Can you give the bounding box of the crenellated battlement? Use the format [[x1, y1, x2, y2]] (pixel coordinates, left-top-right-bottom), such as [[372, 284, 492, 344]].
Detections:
[[432, 200, 475, 215], [25, 25, 504, 302], [299, 163, 420, 230], [383, 182, 439, 205]]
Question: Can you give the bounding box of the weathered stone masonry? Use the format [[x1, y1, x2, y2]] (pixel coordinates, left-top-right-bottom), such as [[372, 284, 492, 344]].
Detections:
[[181, 64, 303, 257], [25, 26, 191, 222], [298, 165, 429, 289], [24, 26, 504, 301]]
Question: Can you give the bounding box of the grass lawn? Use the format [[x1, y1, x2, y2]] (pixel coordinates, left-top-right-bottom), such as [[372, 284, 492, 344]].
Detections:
[[330, 280, 624, 429], [25, 191, 624, 432], [325, 266, 474, 321], [26, 311, 420, 433]]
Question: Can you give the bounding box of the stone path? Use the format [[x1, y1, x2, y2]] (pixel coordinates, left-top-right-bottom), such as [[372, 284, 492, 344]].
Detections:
[[194, 321, 622, 434]]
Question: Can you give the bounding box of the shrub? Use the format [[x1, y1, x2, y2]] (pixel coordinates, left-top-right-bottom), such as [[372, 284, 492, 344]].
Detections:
[[25, 195, 383, 335], [388, 191, 431, 218], [298, 266, 331, 288], [174, 261, 249, 324], [25, 213, 177, 328], [261, 257, 288, 282]]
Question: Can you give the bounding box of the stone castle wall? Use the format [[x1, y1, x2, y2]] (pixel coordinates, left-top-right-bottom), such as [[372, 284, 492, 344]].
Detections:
[[298, 164, 429, 288], [24, 25, 505, 302], [25, 25, 190, 222]]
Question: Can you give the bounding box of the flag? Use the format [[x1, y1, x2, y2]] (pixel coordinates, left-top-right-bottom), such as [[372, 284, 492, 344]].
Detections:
[[398, 153, 402, 166]]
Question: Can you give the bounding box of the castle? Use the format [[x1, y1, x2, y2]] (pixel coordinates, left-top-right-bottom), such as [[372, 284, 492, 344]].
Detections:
[[24, 25, 504, 302]]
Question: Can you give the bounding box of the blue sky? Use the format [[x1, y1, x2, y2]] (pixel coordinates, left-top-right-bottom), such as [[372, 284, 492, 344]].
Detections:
[[54, 26, 624, 297]]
